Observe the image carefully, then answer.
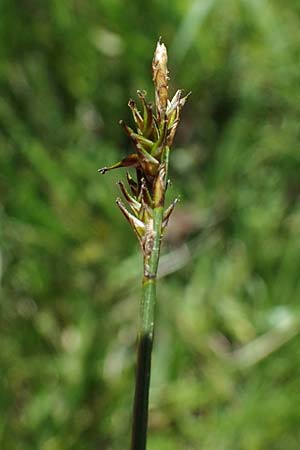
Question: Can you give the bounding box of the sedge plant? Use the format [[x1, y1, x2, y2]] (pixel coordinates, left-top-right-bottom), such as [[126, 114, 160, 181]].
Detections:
[[99, 39, 189, 450]]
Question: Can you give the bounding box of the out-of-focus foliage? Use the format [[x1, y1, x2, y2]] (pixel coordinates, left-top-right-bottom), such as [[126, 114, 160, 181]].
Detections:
[[1, 1, 300, 449]]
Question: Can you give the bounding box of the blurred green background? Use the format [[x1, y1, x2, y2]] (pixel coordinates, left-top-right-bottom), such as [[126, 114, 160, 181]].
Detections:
[[1, 1, 300, 449]]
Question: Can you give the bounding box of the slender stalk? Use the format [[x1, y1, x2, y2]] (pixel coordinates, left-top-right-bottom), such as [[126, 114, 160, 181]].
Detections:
[[130, 206, 164, 450]]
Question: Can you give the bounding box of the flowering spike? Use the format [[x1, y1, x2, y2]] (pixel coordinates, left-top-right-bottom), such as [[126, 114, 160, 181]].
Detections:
[[101, 39, 189, 253]]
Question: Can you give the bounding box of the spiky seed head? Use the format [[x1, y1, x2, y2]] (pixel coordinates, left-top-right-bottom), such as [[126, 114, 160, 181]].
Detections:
[[99, 39, 189, 255]]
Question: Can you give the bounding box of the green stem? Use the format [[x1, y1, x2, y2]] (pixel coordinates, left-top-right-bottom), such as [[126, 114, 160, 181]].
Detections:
[[130, 206, 164, 450]]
